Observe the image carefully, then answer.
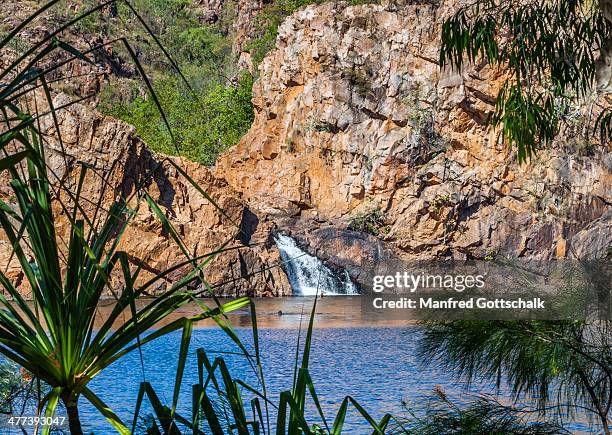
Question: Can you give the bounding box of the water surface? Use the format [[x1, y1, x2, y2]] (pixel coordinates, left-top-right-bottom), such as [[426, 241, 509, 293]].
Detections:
[[76, 298, 595, 433]]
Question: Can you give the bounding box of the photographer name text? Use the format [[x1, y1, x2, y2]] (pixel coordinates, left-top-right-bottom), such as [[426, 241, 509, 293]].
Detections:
[[372, 297, 545, 310]]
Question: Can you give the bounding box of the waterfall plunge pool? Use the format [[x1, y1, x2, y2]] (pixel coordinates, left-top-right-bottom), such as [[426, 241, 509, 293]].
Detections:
[[6, 298, 587, 434], [78, 312, 594, 434]]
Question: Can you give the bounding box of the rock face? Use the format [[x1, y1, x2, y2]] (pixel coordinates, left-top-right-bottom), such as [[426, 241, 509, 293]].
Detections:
[[0, 94, 291, 297], [216, 0, 611, 276], [1, 0, 610, 297]]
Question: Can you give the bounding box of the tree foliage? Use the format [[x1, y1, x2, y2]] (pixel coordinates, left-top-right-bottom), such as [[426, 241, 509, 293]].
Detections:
[[101, 72, 254, 165], [440, 0, 612, 162], [419, 321, 612, 433], [0, 1, 250, 432], [72, 0, 250, 165], [395, 388, 570, 435]]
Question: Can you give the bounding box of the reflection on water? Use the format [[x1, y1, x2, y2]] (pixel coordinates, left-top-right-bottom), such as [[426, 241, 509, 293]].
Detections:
[[94, 296, 410, 329], [76, 298, 594, 434]]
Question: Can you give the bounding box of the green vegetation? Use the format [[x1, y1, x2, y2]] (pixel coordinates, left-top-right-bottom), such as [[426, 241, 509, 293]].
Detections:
[[483, 249, 497, 261], [571, 138, 599, 157], [440, 0, 611, 162], [0, 362, 45, 419], [429, 194, 451, 214], [133, 298, 395, 434], [71, 0, 383, 165], [419, 320, 612, 434], [2, 3, 610, 435], [0, 2, 251, 432], [0, 4, 396, 433], [71, 0, 252, 165], [348, 207, 390, 236], [345, 67, 373, 97], [72, 0, 235, 73], [0, 134, 248, 433], [402, 86, 449, 161], [100, 72, 254, 165], [399, 388, 569, 434]]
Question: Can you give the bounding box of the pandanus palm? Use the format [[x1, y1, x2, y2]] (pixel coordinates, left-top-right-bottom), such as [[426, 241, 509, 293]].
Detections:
[[0, 143, 250, 434], [0, 1, 250, 433]]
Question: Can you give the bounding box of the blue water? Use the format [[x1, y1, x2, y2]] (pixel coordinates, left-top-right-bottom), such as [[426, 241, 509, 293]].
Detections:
[[84, 327, 430, 433], [77, 326, 597, 434]]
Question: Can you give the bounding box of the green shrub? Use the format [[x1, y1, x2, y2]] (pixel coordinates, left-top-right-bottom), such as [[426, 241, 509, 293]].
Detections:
[[101, 72, 254, 165], [88, 0, 384, 166], [345, 68, 372, 97], [173, 26, 232, 70], [400, 85, 450, 161], [429, 194, 451, 214], [348, 208, 389, 236], [84, 0, 252, 164]]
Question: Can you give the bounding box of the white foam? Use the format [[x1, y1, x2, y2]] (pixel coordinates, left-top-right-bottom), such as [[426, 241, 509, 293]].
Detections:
[[274, 234, 359, 296]]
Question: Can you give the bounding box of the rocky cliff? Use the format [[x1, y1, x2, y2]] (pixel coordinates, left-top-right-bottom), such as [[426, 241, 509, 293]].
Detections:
[[0, 93, 291, 297], [216, 0, 611, 284], [1, 0, 610, 296]]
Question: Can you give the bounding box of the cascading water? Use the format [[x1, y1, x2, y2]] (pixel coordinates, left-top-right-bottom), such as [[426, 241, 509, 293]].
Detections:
[[274, 234, 359, 296]]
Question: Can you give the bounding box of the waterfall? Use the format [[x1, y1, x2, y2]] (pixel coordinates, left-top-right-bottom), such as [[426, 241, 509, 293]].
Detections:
[[274, 234, 359, 296]]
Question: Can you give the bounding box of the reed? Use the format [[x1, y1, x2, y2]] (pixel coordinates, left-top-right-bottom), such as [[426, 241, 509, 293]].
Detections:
[[132, 297, 395, 435]]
